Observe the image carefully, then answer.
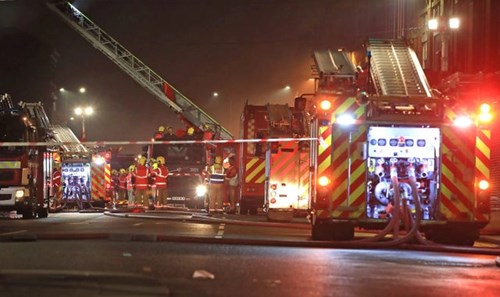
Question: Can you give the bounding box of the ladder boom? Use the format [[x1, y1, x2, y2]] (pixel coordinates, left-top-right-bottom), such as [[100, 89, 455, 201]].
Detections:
[[47, 1, 233, 140]]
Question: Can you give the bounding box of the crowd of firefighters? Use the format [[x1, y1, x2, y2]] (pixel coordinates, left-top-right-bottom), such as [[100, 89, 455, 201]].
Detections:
[[106, 154, 238, 214], [109, 155, 169, 208]]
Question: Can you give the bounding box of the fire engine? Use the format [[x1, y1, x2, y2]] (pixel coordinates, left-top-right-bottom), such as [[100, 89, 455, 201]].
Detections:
[[239, 102, 311, 218], [0, 94, 51, 219], [308, 39, 492, 246]]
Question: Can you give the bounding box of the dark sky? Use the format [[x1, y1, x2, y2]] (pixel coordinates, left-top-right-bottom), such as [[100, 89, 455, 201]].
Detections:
[[1, 0, 401, 145]]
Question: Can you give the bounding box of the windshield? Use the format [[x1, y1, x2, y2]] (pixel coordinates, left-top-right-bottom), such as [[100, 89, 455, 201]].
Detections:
[[153, 144, 205, 166], [0, 112, 25, 154]]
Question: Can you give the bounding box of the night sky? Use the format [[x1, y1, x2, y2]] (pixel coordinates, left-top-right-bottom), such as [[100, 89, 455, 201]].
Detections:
[[1, 0, 403, 147]]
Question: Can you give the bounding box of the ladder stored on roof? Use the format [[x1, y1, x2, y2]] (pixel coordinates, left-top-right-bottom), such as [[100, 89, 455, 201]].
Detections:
[[19, 102, 54, 141], [47, 1, 233, 140], [367, 39, 432, 98], [52, 125, 88, 154]]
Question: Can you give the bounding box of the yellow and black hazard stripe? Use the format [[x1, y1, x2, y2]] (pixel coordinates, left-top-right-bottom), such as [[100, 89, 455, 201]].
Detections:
[[0, 161, 21, 169], [317, 96, 367, 219]]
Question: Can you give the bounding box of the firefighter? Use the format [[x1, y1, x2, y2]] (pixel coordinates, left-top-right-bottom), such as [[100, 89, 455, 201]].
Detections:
[[202, 124, 214, 140], [207, 155, 226, 214], [153, 156, 169, 208], [118, 168, 127, 204], [52, 165, 62, 209], [154, 126, 165, 140], [110, 169, 119, 207], [134, 157, 149, 207], [149, 158, 158, 207], [185, 126, 196, 140], [126, 164, 135, 207], [225, 156, 239, 214], [162, 126, 177, 140]]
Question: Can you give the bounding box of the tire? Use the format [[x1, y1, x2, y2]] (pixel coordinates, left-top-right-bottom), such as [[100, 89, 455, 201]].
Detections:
[[37, 207, 49, 218], [425, 227, 479, 247], [21, 205, 35, 219], [332, 223, 354, 241], [312, 222, 333, 240], [239, 201, 249, 215]]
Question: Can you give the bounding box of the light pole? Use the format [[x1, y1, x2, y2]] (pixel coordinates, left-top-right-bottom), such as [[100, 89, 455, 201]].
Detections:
[[428, 16, 460, 72], [74, 106, 94, 141]]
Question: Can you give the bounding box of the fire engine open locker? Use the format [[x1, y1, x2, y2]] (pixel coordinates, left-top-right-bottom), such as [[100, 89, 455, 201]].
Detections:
[[309, 39, 492, 246]]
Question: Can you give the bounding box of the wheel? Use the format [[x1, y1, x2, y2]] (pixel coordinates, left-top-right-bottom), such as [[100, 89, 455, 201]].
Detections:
[[312, 221, 333, 240], [37, 207, 49, 218], [425, 227, 479, 247], [332, 223, 354, 241], [239, 202, 249, 215], [21, 205, 35, 219]]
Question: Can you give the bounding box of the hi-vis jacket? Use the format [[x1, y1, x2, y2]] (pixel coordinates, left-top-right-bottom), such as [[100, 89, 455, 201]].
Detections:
[[208, 165, 225, 184], [153, 166, 168, 189], [134, 165, 149, 190]]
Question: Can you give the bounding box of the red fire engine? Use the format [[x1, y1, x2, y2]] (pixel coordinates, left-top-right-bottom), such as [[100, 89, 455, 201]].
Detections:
[[308, 39, 492, 246], [239, 101, 311, 218], [0, 95, 50, 219]]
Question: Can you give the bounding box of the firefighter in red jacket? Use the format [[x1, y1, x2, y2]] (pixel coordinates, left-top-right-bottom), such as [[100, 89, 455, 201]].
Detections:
[[118, 168, 127, 204], [153, 156, 169, 208], [52, 166, 62, 208], [134, 157, 150, 207], [154, 126, 165, 140]]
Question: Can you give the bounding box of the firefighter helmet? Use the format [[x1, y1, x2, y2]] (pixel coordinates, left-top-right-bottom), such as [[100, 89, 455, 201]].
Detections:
[[111, 169, 118, 175], [157, 156, 165, 165], [187, 127, 195, 135], [215, 156, 222, 164], [138, 156, 146, 165], [158, 126, 165, 132], [128, 165, 135, 172], [119, 168, 126, 174]]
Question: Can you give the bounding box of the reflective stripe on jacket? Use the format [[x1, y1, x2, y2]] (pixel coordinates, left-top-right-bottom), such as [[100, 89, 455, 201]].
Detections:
[[134, 165, 149, 190], [209, 165, 225, 184]]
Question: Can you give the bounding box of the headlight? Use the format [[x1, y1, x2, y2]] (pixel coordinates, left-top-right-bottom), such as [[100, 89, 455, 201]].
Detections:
[[453, 115, 473, 127], [196, 185, 207, 197], [15, 189, 24, 198], [318, 176, 331, 187], [335, 113, 355, 126], [478, 180, 489, 191]]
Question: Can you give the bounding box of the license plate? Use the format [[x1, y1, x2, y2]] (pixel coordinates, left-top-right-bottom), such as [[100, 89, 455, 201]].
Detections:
[[170, 197, 186, 201]]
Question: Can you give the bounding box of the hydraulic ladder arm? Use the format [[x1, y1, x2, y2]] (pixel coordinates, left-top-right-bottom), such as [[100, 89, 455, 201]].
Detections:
[[47, 1, 233, 140]]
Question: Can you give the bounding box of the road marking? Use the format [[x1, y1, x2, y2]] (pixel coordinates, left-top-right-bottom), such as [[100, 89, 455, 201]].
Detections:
[[215, 223, 225, 239], [0, 230, 27, 237], [133, 222, 144, 226]]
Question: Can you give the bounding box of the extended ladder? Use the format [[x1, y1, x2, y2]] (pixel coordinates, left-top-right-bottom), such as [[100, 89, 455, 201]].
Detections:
[[47, 1, 233, 140]]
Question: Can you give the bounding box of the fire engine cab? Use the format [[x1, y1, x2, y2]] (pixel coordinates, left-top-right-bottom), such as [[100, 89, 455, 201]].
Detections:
[[0, 94, 51, 219], [308, 39, 492, 246]]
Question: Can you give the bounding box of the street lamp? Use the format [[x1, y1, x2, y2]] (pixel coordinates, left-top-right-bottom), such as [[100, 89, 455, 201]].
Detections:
[[74, 106, 94, 141], [428, 16, 460, 72]]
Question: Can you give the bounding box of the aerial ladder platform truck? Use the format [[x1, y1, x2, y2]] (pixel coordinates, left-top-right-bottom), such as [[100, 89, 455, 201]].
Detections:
[[47, 1, 235, 209]]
